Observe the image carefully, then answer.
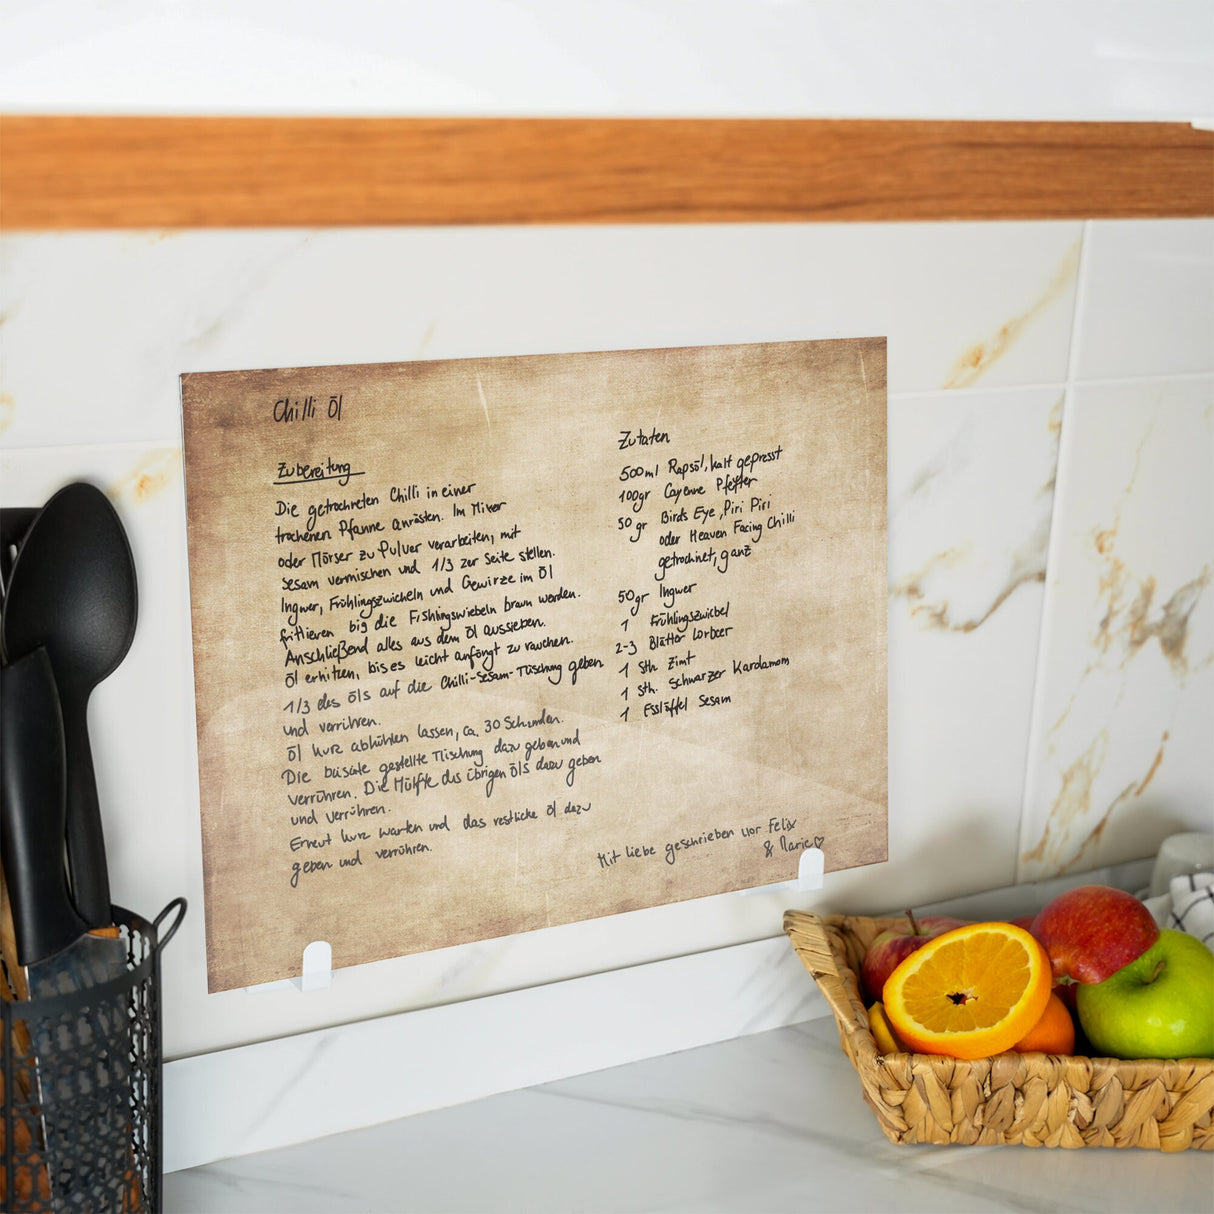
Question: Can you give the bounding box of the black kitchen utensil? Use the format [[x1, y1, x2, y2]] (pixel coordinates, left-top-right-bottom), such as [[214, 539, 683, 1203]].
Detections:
[[0, 647, 89, 969], [0, 644, 184, 1211], [0, 646, 133, 1208], [0, 481, 138, 930], [0, 506, 38, 594]]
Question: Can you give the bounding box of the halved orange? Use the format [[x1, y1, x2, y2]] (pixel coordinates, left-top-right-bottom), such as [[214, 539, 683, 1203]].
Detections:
[[883, 922, 1053, 1060]]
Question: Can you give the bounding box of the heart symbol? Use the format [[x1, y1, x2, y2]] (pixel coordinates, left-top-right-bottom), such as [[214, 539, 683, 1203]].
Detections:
[[813, 835, 825, 849]]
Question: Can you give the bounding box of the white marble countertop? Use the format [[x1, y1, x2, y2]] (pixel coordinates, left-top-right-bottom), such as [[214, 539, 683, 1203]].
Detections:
[[165, 1016, 1214, 1214]]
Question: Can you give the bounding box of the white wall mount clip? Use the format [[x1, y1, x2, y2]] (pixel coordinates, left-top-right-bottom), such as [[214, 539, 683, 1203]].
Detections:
[[297, 940, 333, 991], [240, 939, 334, 994]]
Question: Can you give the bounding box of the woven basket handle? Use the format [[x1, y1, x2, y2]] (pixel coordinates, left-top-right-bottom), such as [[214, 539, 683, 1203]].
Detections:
[[783, 909, 868, 1033]]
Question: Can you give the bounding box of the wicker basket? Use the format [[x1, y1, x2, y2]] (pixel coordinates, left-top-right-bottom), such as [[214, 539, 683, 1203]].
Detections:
[[783, 910, 1214, 1150]]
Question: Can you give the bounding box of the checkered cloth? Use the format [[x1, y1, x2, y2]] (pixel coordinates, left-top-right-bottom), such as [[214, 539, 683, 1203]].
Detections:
[[1168, 871, 1214, 949]]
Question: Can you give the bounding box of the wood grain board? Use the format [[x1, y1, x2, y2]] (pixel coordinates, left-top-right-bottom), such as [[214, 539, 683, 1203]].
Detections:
[[2, 116, 1210, 229]]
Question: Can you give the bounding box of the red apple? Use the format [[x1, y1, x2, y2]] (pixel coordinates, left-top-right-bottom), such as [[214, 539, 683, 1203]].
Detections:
[[860, 910, 970, 1002], [1030, 884, 1159, 985]]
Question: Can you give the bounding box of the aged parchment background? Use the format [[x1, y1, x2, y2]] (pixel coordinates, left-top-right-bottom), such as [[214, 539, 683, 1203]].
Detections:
[[182, 339, 886, 991]]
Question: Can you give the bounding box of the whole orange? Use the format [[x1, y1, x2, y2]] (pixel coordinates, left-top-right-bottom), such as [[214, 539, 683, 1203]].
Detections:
[[1012, 990, 1076, 1054]]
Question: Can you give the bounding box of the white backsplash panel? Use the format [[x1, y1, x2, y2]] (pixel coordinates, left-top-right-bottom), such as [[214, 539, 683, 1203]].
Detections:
[[2, 219, 1210, 1067], [5, 3, 1211, 121]]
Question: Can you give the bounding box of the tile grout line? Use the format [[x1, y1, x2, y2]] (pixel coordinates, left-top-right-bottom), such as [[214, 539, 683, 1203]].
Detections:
[[889, 370, 1213, 404], [1012, 219, 1095, 884], [1062, 223, 1095, 389]]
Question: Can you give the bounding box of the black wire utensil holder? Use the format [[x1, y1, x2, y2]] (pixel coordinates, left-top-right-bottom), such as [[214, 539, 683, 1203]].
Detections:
[[2, 899, 185, 1213]]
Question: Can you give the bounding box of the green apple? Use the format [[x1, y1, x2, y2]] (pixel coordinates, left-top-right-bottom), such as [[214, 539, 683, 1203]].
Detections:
[[1076, 929, 1214, 1060]]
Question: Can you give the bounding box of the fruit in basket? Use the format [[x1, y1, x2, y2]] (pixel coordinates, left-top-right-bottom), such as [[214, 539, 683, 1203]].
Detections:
[[860, 910, 970, 1002], [866, 1001, 904, 1054], [1075, 929, 1214, 1059], [1011, 989, 1076, 1054], [1052, 979, 1081, 1023], [882, 922, 1053, 1059], [1030, 884, 1159, 984]]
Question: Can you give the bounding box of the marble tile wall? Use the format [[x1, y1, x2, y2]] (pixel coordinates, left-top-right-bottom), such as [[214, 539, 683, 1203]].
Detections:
[[0, 219, 1209, 1063], [1018, 220, 1214, 880]]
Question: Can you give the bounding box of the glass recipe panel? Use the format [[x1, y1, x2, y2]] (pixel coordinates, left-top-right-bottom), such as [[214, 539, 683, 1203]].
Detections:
[[180, 339, 887, 991]]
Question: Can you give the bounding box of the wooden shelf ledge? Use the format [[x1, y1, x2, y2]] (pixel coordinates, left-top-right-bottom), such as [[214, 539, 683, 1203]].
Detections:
[[2, 116, 1211, 229]]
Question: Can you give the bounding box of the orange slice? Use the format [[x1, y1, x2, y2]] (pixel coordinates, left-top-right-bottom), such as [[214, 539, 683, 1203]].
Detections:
[[883, 922, 1053, 1060]]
